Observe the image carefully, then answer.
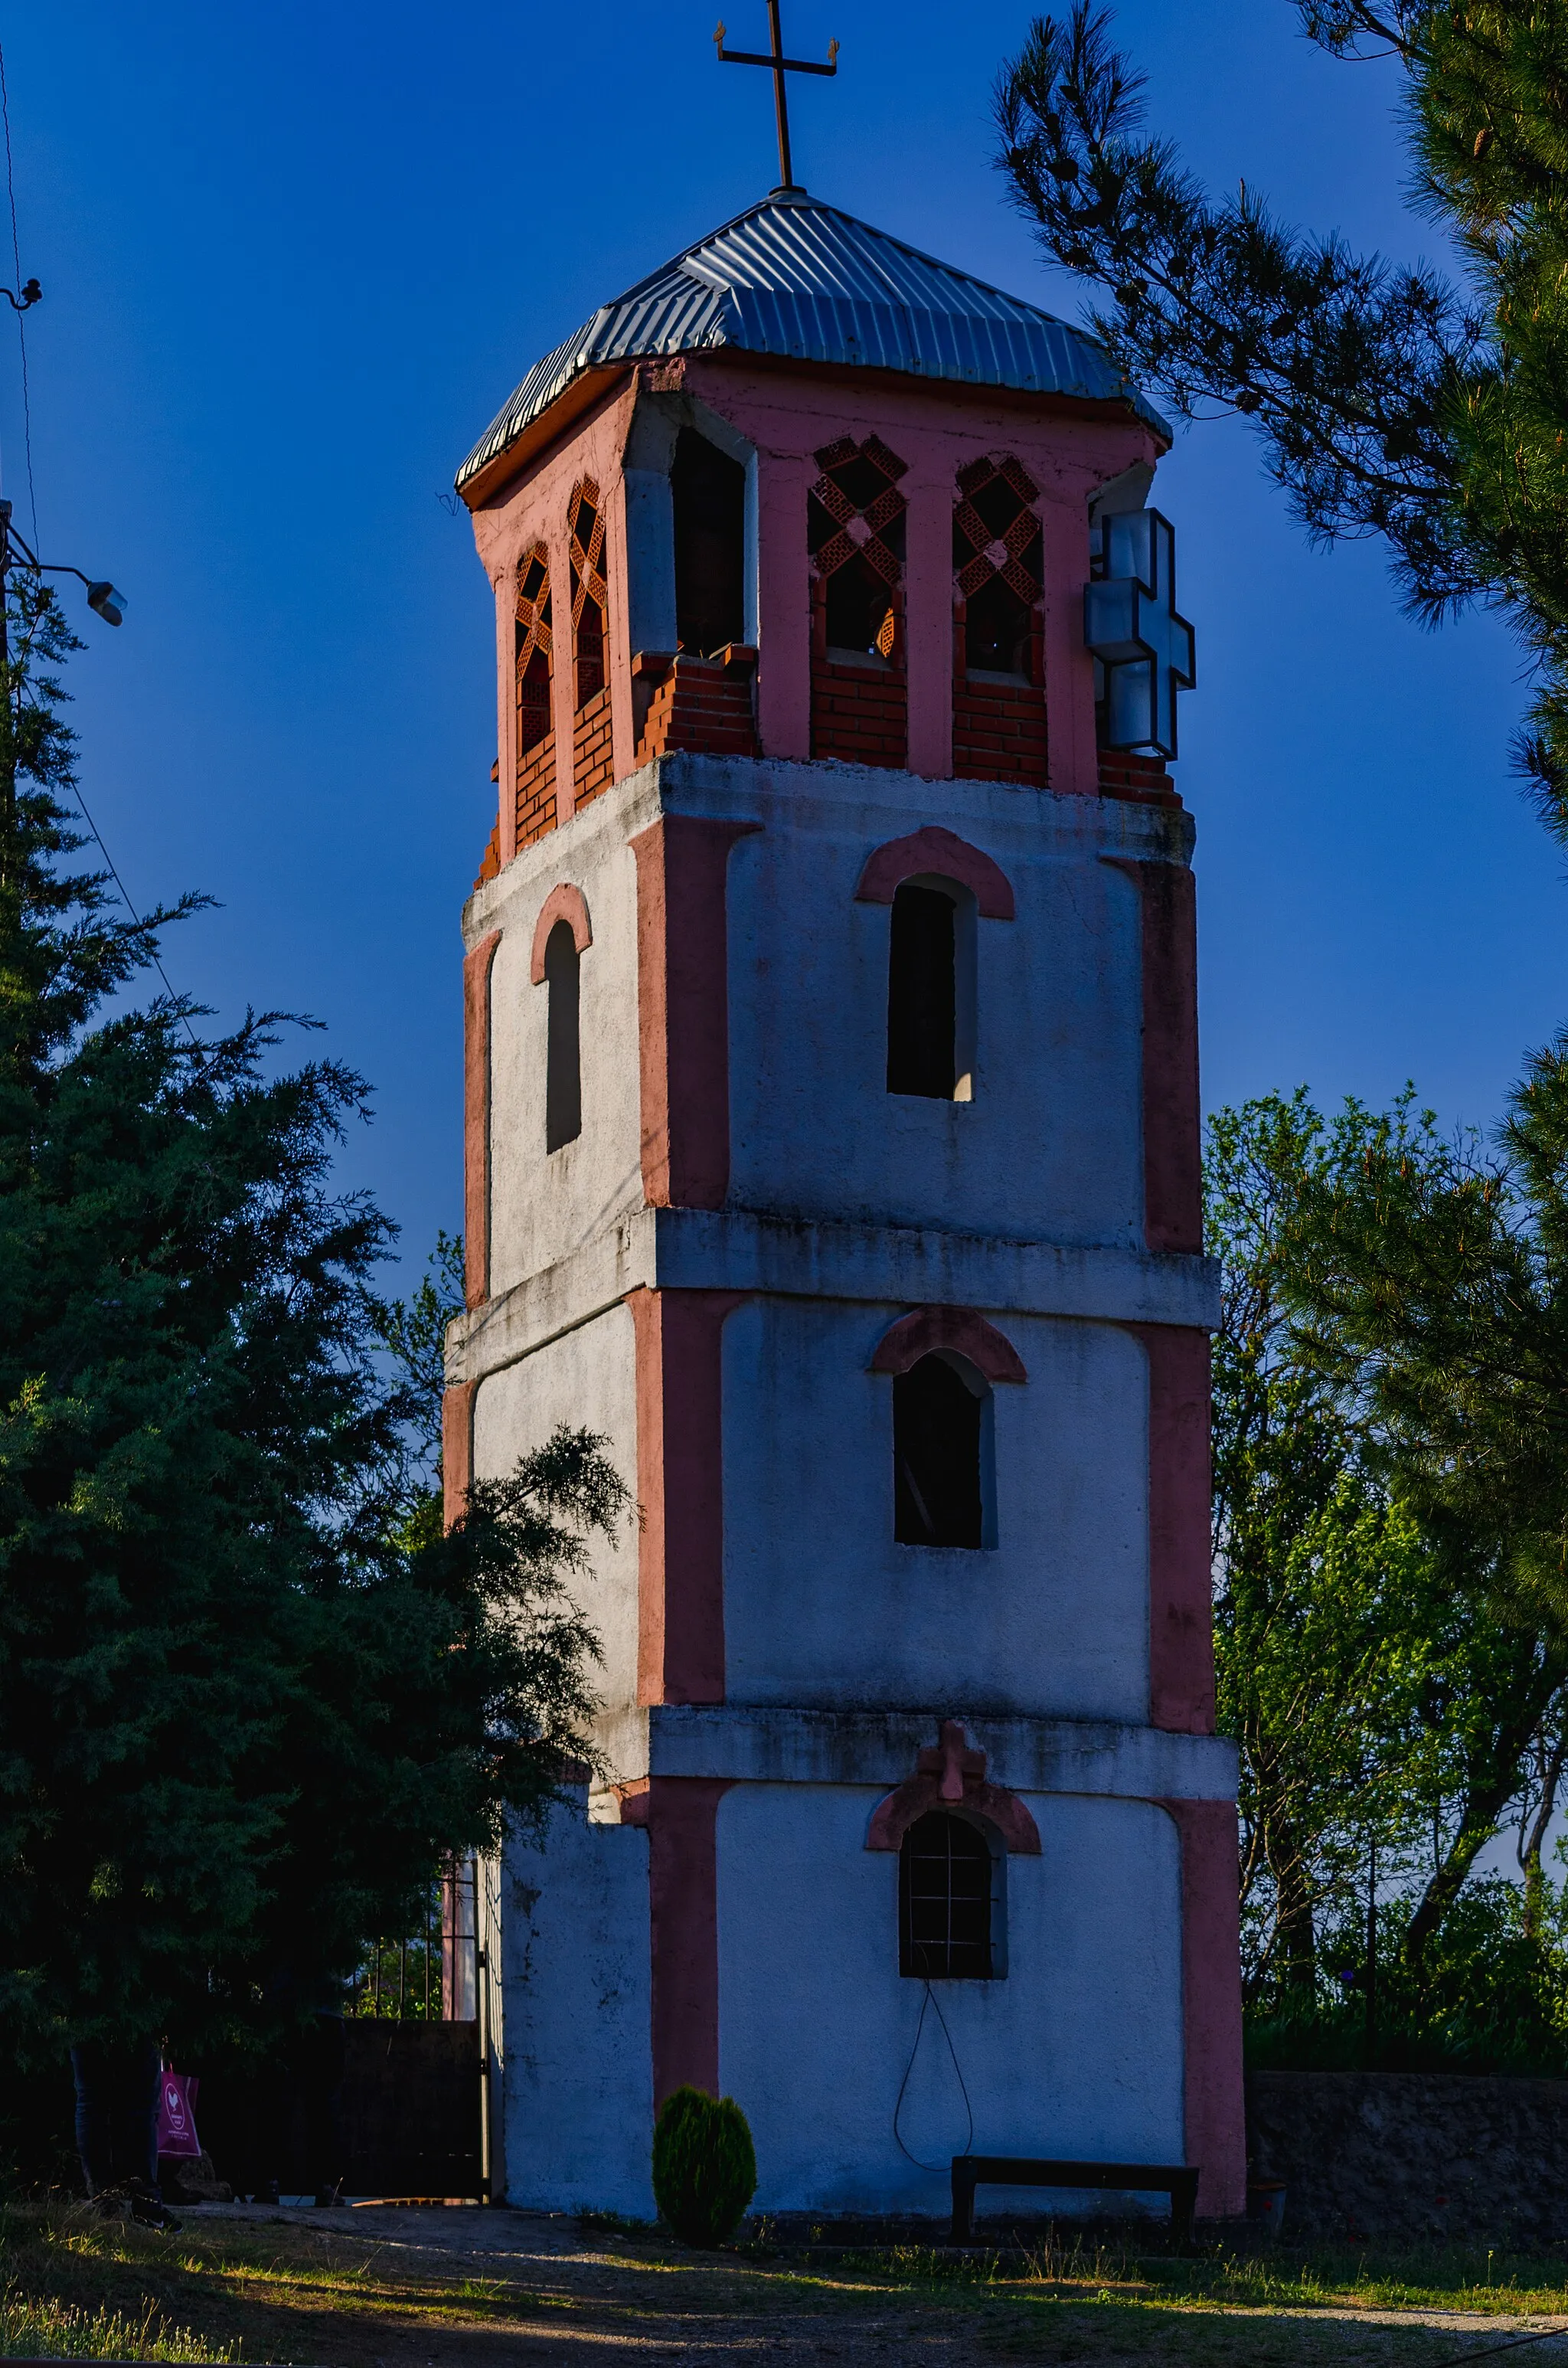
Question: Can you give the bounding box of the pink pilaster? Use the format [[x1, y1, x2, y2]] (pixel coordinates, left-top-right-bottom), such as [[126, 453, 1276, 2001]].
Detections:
[[754, 449, 812, 760], [1155, 1797, 1247, 2218], [1127, 1323, 1217, 1735], [630, 814, 760, 1210], [902, 466, 952, 780], [623, 1777, 733, 2108], [1037, 492, 1099, 798], [462, 930, 501, 1310], [626, 1287, 746, 1706]]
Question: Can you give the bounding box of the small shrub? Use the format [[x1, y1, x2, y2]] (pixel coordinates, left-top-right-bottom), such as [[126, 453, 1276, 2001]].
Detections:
[[651, 2086, 756, 2248]]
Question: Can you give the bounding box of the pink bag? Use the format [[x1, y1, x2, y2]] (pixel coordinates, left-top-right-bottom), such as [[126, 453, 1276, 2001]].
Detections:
[[157, 2066, 201, 2159]]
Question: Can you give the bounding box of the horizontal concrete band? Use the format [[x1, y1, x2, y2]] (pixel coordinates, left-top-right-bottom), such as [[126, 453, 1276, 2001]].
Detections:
[[464, 747, 1194, 950], [449, 1205, 1220, 1388], [593, 1703, 1239, 1801]]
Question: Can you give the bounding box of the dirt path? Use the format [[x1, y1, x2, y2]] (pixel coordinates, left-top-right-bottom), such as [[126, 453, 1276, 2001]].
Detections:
[[116, 2204, 1568, 2367]]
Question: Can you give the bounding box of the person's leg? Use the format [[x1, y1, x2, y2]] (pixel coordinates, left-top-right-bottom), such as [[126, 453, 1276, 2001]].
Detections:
[[70, 2042, 113, 2196]]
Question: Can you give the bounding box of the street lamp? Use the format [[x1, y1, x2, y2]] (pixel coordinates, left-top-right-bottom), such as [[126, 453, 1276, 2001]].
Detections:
[[0, 499, 126, 643], [0, 496, 126, 837]]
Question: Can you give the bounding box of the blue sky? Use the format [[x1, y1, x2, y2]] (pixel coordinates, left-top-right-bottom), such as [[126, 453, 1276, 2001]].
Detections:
[[2, 0, 1559, 1284]]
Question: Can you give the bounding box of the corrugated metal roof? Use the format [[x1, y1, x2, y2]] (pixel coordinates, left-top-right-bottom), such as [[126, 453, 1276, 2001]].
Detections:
[[456, 191, 1168, 491]]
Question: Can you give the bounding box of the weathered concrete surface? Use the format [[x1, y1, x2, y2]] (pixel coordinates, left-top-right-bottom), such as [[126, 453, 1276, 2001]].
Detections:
[[1249, 2070, 1568, 2242]]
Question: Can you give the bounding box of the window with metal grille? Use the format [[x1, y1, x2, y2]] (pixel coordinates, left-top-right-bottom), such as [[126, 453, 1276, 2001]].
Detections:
[[544, 919, 582, 1152], [893, 1350, 985, 1547], [899, 1811, 997, 1979]]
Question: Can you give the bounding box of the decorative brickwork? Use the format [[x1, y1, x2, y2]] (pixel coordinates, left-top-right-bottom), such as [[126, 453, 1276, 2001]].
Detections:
[[1099, 747, 1181, 806], [474, 822, 501, 891], [514, 541, 557, 850], [572, 684, 615, 810], [635, 649, 759, 764], [568, 478, 613, 800], [517, 736, 558, 847], [808, 435, 908, 768], [952, 456, 1047, 787]]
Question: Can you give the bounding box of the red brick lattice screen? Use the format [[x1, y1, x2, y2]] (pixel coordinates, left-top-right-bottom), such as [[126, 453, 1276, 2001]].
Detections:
[[568, 478, 614, 804], [808, 434, 908, 770], [515, 541, 557, 850], [952, 456, 1047, 787]]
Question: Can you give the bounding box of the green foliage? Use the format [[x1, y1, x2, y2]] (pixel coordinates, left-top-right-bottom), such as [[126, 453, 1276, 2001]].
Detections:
[[994, 2, 1568, 838], [650, 2087, 757, 2248], [1249, 1877, 1568, 2075], [1207, 1089, 1568, 2018], [0, 575, 629, 2062]]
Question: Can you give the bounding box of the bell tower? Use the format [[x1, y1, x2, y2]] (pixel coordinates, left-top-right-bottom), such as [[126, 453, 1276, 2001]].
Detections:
[[446, 185, 1242, 2223]]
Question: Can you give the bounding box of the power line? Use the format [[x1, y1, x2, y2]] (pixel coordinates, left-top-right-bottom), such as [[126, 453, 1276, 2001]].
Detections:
[[0, 32, 38, 545], [64, 764, 206, 1059]]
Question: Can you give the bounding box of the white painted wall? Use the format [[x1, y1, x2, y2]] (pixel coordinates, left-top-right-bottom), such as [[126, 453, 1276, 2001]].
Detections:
[[715, 1784, 1183, 2216], [472, 1303, 641, 1715], [724, 787, 1145, 1248], [498, 1792, 655, 2214], [485, 808, 645, 1303], [721, 1302, 1149, 1719]]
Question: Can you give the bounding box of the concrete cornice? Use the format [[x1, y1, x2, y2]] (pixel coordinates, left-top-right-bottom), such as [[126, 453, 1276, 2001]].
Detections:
[[588, 1702, 1237, 1801], [446, 1205, 1220, 1386], [461, 749, 1194, 949]]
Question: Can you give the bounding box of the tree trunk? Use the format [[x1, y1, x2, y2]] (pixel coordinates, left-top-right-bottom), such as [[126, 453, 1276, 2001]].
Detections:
[[1405, 1666, 1565, 1971]]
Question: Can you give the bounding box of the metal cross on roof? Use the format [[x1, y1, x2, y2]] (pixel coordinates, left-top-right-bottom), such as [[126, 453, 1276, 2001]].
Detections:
[[1083, 509, 1196, 759], [714, 2, 839, 193]]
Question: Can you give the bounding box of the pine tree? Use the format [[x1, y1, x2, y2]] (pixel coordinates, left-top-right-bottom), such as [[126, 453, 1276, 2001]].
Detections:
[[0, 575, 626, 2060], [995, 2, 1568, 836]]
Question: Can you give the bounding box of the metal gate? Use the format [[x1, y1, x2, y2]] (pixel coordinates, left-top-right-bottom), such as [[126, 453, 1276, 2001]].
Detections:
[[341, 1859, 496, 2200]]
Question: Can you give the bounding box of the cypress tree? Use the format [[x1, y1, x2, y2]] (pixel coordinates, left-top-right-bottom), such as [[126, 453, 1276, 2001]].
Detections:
[[0, 573, 626, 2065]]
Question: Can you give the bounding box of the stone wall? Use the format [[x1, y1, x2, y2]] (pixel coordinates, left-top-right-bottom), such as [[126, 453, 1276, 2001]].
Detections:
[[1248, 2070, 1568, 2244]]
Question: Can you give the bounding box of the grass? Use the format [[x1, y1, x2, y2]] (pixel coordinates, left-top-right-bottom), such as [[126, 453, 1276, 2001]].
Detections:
[[0, 2278, 235, 2360], [2, 2200, 1568, 2363]]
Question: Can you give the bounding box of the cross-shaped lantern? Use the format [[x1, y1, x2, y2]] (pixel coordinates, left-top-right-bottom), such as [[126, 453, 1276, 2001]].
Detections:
[[1083, 508, 1194, 759]]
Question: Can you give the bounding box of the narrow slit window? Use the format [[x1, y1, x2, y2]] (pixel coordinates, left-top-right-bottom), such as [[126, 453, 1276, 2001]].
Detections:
[[893, 1352, 983, 1548], [887, 884, 956, 1098], [544, 919, 581, 1152], [900, 1811, 995, 1979], [671, 428, 746, 658]]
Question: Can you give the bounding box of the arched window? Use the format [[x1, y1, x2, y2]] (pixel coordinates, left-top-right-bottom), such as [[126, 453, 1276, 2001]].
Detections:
[[887, 883, 954, 1097], [887, 878, 975, 1102], [893, 1351, 988, 1547], [544, 919, 581, 1153], [808, 434, 908, 767], [568, 479, 608, 711], [899, 1811, 999, 1979], [514, 542, 556, 849], [671, 428, 746, 658], [952, 456, 1047, 787]]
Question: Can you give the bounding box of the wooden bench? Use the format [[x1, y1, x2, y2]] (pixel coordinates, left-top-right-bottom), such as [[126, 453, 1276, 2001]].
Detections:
[[949, 2156, 1200, 2245]]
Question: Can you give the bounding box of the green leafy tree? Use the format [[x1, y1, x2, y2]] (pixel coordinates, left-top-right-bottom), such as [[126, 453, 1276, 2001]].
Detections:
[[995, 1, 1568, 834], [1209, 1089, 1568, 2004], [0, 576, 627, 2062], [1276, 1061, 1568, 1963]]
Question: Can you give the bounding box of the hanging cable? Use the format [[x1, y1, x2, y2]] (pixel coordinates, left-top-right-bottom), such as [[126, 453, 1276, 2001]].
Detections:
[[0, 33, 38, 544], [893, 1979, 975, 2173]]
